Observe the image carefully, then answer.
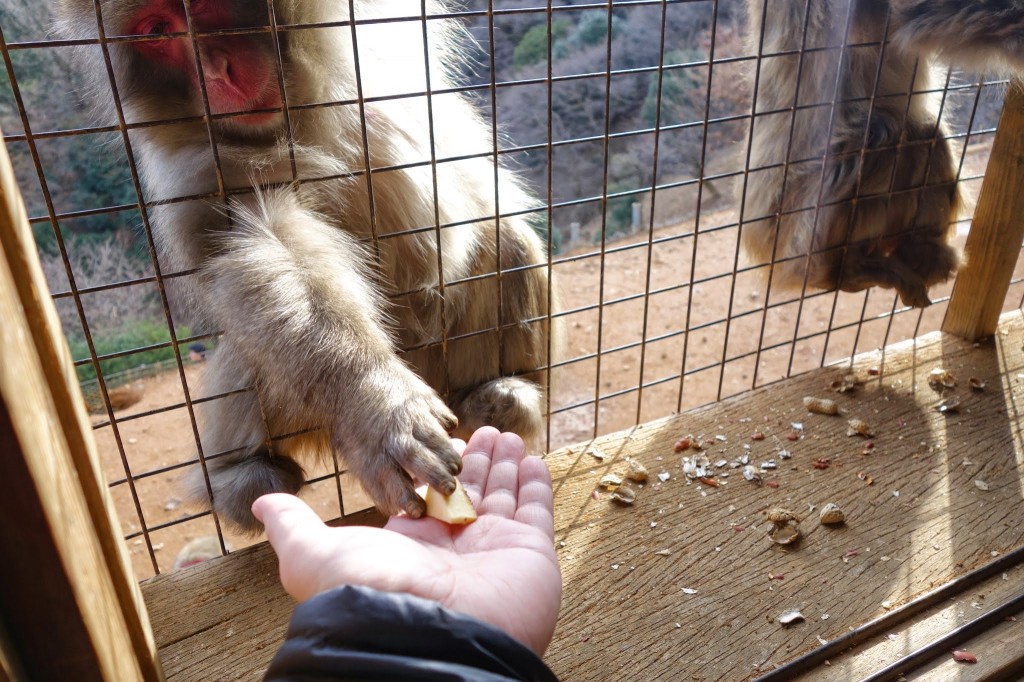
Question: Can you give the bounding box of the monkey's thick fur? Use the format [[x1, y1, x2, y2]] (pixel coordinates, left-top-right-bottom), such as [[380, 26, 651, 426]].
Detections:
[[743, 0, 1024, 307], [54, 0, 556, 532]]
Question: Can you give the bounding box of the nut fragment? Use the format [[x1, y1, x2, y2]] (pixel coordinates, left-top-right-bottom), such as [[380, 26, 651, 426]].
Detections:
[[625, 458, 649, 482], [969, 377, 986, 391], [819, 503, 846, 526], [928, 368, 956, 390], [766, 508, 800, 524], [803, 396, 839, 415], [935, 397, 961, 414], [767, 522, 801, 545], [673, 436, 692, 452], [830, 373, 862, 394], [599, 473, 624, 491], [778, 610, 805, 625], [611, 485, 637, 505], [742, 464, 762, 484], [846, 418, 874, 438]]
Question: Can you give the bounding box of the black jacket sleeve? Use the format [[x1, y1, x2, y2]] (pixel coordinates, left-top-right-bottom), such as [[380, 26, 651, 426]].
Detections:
[[264, 585, 559, 681]]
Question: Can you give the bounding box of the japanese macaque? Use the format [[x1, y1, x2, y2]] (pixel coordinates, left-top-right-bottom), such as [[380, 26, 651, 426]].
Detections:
[[743, 0, 1024, 307], [54, 0, 555, 532]]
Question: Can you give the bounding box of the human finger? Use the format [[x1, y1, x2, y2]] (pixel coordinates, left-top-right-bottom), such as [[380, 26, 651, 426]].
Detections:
[[459, 426, 500, 505], [514, 456, 555, 539], [252, 493, 329, 566], [478, 431, 526, 519]]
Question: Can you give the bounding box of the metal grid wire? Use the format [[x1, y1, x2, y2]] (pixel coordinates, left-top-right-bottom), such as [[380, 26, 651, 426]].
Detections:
[[0, 0, 1018, 580]]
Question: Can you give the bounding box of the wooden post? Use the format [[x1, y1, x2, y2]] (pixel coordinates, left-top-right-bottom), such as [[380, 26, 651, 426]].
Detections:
[[0, 126, 163, 680], [943, 82, 1024, 340]]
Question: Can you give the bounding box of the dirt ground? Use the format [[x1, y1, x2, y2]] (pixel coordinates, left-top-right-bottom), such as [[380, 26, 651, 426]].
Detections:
[[91, 145, 1018, 581]]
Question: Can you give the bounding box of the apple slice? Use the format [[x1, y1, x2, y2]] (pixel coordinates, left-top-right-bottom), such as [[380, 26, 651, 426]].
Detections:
[[424, 478, 477, 525]]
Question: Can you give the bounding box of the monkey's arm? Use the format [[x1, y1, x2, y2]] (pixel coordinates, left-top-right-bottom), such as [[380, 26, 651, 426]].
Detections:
[[892, 1, 1024, 72], [199, 190, 462, 524]]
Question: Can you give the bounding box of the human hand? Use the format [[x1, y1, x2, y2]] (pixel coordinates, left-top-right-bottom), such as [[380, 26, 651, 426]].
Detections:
[[252, 426, 562, 656]]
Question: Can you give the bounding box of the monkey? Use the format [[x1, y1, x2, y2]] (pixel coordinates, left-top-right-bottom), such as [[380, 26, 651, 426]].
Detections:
[[53, 0, 556, 533], [742, 0, 1024, 307]]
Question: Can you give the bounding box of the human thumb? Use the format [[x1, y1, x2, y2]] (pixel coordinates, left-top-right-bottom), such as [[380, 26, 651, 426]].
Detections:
[[252, 493, 331, 598]]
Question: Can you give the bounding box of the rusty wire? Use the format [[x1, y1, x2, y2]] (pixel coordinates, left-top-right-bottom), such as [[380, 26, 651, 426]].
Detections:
[[0, 1, 1008, 578]]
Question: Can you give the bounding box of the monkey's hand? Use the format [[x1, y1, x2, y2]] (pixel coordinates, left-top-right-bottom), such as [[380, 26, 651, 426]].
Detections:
[[339, 359, 463, 519]]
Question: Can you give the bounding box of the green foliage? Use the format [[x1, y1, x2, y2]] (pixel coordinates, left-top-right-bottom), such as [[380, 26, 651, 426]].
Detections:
[[68, 319, 194, 383], [513, 19, 571, 69], [641, 50, 704, 128]]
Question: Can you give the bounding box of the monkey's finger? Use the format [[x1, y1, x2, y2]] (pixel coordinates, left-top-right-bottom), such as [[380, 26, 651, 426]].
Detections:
[[404, 439, 460, 496], [413, 423, 463, 476], [252, 493, 328, 557], [513, 456, 555, 539], [477, 431, 527, 520]]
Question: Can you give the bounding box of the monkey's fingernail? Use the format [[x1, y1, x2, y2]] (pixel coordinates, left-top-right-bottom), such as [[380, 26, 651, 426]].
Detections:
[[448, 459, 462, 475], [439, 477, 457, 495]]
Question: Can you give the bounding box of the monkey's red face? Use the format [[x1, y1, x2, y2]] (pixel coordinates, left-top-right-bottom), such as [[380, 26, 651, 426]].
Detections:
[[129, 0, 282, 129]]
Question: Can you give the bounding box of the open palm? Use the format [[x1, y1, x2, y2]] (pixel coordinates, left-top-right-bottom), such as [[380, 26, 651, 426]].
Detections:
[[252, 427, 562, 656]]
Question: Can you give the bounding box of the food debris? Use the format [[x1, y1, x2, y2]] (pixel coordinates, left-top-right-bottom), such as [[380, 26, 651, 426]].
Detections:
[[803, 396, 840, 416], [846, 418, 874, 438], [812, 458, 831, 470], [857, 472, 874, 485], [697, 476, 720, 488], [936, 397, 961, 414], [657, 471, 671, 483], [928, 368, 956, 390], [830, 373, 862, 393], [867, 366, 881, 376], [673, 437, 692, 452], [968, 377, 986, 391], [599, 473, 624, 491], [819, 503, 845, 526], [625, 458, 649, 483], [611, 486, 637, 505], [742, 465, 762, 484], [786, 432, 800, 441], [681, 587, 698, 595], [766, 508, 800, 523], [586, 446, 608, 462], [778, 610, 805, 626], [952, 650, 978, 664], [654, 549, 672, 556], [752, 431, 766, 441], [974, 479, 990, 492], [768, 572, 785, 580], [766, 480, 780, 489], [766, 509, 801, 545], [760, 460, 777, 471]]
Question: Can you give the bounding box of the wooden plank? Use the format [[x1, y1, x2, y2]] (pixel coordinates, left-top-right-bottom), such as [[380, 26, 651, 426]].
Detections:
[[544, 310, 1024, 680], [795, 562, 1024, 680], [143, 311, 1024, 681], [0, 129, 162, 680], [944, 82, 1024, 340]]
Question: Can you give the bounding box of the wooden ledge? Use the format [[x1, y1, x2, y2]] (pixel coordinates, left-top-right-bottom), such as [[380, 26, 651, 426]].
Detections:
[[143, 311, 1024, 681]]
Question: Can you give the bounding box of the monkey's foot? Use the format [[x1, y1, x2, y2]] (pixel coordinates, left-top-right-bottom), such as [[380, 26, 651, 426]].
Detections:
[[451, 377, 544, 446]]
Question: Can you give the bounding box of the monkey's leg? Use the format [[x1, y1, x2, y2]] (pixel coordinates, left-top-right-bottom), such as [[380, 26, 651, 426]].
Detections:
[[187, 339, 306, 534], [199, 190, 462, 527], [744, 0, 961, 304], [443, 220, 555, 446], [892, 1, 1024, 71]]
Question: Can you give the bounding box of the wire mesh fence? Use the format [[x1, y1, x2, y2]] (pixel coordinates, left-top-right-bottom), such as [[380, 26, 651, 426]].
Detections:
[[0, 0, 1020, 580]]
